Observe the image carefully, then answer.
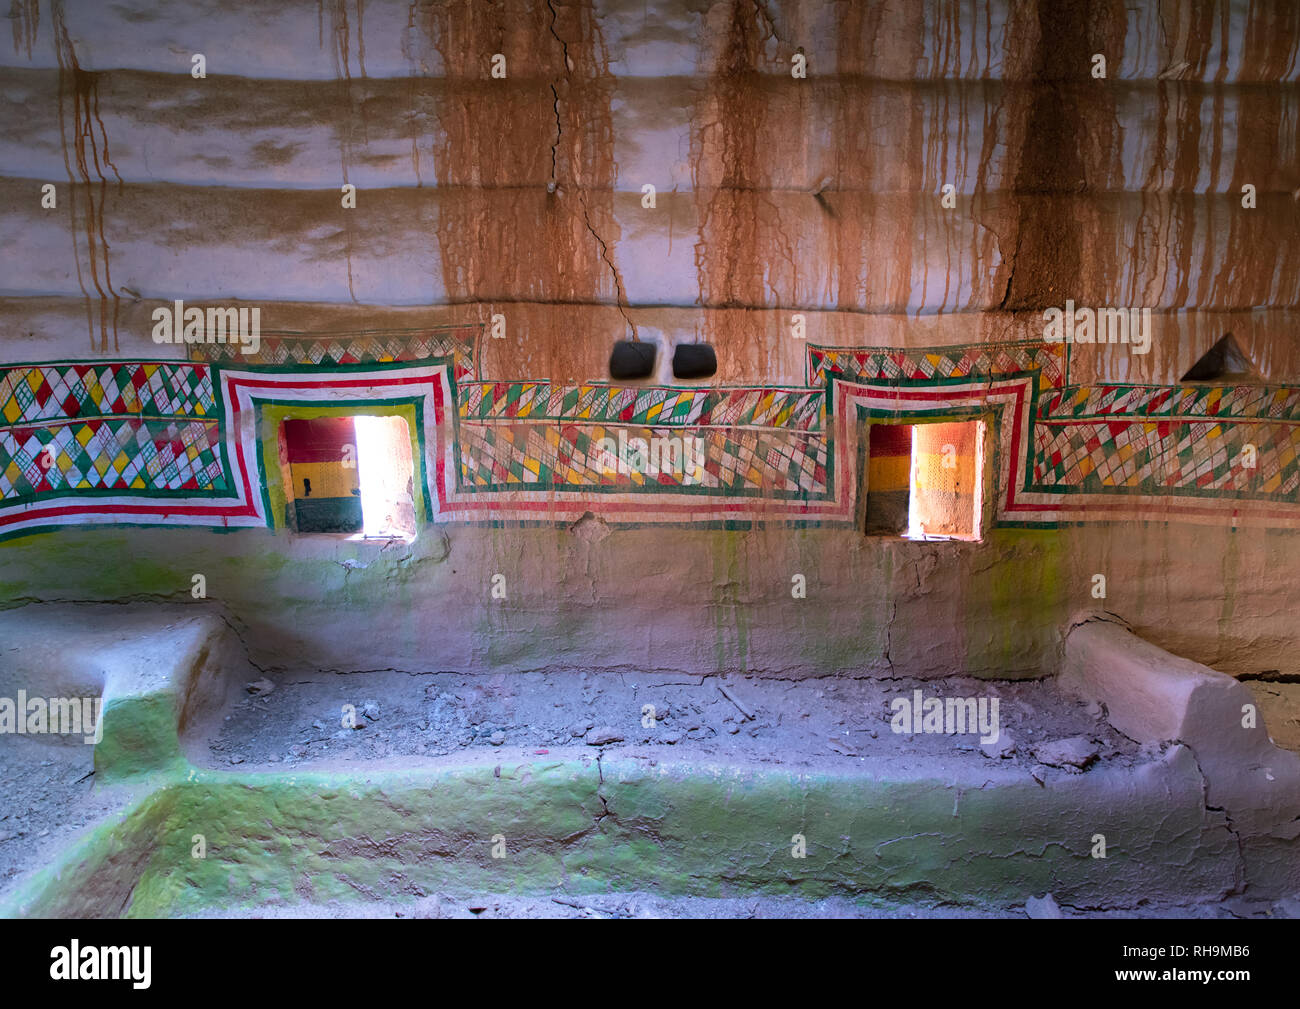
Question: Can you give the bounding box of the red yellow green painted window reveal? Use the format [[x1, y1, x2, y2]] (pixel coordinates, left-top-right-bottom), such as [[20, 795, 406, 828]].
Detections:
[[863, 418, 986, 540], [281, 417, 362, 532], [257, 401, 420, 540]]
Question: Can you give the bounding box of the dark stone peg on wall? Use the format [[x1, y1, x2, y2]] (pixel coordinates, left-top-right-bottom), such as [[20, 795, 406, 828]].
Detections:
[[609, 340, 657, 379], [672, 343, 717, 380]]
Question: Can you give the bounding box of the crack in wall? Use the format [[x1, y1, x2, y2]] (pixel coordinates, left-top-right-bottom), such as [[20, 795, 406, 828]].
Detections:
[[577, 188, 637, 340], [883, 598, 897, 675], [545, 0, 635, 339], [1179, 740, 1248, 897], [545, 0, 566, 188], [547, 82, 561, 185], [412, 0, 619, 379]]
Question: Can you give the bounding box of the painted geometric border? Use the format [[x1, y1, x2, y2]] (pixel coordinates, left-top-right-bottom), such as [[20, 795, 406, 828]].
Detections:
[[189, 325, 481, 380], [0, 363, 450, 541], [833, 373, 1300, 529], [455, 422, 830, 501], [252, 397, 436, 532], [0, 361, 217, 425], [1039, 384, 1300, 422], [834, 376, 1026, 527], [459, 382, 823, 430], [225, 365, 448, 530], [1028, 418, 1300, 504], [4, 333, 1300, 536], [807, 340, 1067, 389], [1, 418, 227, 502]]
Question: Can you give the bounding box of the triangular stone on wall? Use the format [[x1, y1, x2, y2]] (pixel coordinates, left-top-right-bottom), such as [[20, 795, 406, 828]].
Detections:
[[1180, 334, 1258, 382]]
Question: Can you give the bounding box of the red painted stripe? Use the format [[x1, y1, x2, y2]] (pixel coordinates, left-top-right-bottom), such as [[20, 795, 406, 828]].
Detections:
[[0, 501, 254, 527], [283, 416, 356, 463], [868, 423, 912, 456], [229, 371, 438, 518]]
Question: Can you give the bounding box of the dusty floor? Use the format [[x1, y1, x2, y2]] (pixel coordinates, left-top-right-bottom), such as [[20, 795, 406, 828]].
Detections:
[[0, 735, 135, 891], [197, 668, 1147, 775], [4, 669, 1296, 917], [185, 892, 1300, 920]]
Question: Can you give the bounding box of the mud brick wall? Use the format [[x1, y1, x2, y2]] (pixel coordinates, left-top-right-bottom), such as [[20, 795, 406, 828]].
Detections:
[[0, 1, 1297, 680]]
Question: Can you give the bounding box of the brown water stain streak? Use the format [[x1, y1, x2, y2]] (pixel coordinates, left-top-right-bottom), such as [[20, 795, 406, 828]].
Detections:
[[690, 0, 796, 375], [9, 0, 38, 58], [411, 0, 621, 381], [319, 0, 370, 303], [52, 0, 122, 353]]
